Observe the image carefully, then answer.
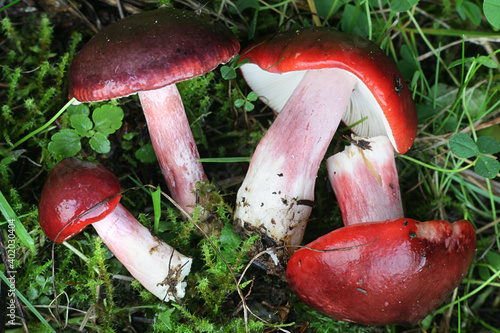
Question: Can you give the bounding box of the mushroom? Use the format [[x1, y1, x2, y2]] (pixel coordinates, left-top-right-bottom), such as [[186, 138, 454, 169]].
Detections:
[[68, 7, 240, 214], [288, 135, 477, 325], [234, 28, 417, 249], [38, 158, 192, 301], [326, 135, 404, 226], [286, 218, 476, 325]]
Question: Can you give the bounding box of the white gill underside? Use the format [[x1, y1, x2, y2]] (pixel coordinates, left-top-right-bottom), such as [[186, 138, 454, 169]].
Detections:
[[240, 63, 397, 149]]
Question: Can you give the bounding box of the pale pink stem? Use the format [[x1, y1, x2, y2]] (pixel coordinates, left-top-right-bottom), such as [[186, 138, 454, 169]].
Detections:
[[234, 69, 358, 246], [139, 85, 207, 214], [326, 135, 404, 226], [92, 203, 192, 301]]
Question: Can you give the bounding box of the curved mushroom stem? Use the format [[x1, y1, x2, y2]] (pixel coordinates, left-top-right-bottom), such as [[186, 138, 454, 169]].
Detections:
[[92, 203, 192, 301], [326, 135, 404, 226], [234, 69, 358, 248], [139, 85, 207, 215]]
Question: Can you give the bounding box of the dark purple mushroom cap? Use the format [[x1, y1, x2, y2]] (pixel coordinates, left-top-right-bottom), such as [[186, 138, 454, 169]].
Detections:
[[69, 6, 240, 102]]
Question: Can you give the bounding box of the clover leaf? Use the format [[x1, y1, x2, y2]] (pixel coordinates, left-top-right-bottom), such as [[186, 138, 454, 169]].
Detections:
[[48, 104, 124, 159], [449, 133, 500, 179]]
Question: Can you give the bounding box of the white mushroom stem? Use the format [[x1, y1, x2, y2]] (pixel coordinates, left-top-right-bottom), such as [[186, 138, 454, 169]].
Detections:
[[92, 203, 192, 301], [234, 69, 358, 247], [139, 85, 207, 215], [326, 135, 404, 226]]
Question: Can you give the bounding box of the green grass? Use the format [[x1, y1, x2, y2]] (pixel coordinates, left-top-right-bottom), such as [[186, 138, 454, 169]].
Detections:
[[1, 0, 499, 332]]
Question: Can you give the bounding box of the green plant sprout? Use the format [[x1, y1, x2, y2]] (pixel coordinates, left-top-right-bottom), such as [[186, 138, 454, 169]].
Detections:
[[47, 103, 124, 159], [234, 91, 259, 112], [449, 133, 500, 178], [221, 55, 259, 112], [399, 133, 500, 179]]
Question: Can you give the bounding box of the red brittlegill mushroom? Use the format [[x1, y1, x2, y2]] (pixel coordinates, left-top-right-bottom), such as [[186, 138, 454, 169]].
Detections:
[[68, 6, 240, 214], [287, 137, 477, 325], [38, 158, 192, 301], [286, 218, 476, 325], [234, 28, 417, 251]]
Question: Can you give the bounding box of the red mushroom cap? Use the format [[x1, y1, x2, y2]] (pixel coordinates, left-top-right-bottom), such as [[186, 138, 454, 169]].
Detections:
[[69, 6, 240, 102], [38, 158, 122, 243], [286, 218, 476, 325], [240, 28, 417, 154]]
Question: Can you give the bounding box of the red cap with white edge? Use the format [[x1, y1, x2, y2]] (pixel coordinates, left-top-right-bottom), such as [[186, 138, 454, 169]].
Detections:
[[240, 28, 417, 154]]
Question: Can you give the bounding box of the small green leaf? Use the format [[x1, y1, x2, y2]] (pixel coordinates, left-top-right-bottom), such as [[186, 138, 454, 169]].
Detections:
[[157, 308, 176, 330], [237, 58, 250, 68], [220, 65, 236, 80], [220, 224, 242, 249], [123, 132, 138, 141], [448, 57, 474, 69], [484, 0, 500, 28], [313, 0, 343, 17], [70, 114, 93, 137], [67, 103, 90, 117], [475, 155, 500, 179], [135, 143, 157, 164], [244, 101, 255, 111], [219, 224, 243, 264], [234, 99, 245, 108], [456, 1, 482, 26], [477, 55, 499, 69], [449, 133, 479, 158], [247, 91, 258, 101], [477, 136, 500, 154], [390, 0, 419, 12], [479, 251, 500, 280], [48, 129, 81, 158], [341, 4, 369, 37], [89, 132, 111, 154], [92, 104, 124, 135], [149, 185, 161, 234]]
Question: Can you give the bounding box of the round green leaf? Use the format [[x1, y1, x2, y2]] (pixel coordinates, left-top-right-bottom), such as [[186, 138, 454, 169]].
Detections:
[[341, 4, 369, 37], [135, 143, 157, 164], [456, 1, 482, 27], [449, 133, 479, 158], [244, 101, 255, 111], [67, 103, 90, 117], [92, 104, 124, 135], [247, 91, 258, 101], [48, 129, 81, 158], [484, 0, 500, 28], [477, 136, 500, 154], [89, 132, 111, 154], [70, 114, 93, 137], [474, 155, 500, 179], [234, 99, 245, 108], [220, 65, 236, 80]]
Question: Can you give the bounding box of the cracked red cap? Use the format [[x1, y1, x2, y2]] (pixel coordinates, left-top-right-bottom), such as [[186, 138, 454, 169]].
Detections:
[[38, 158, 122, 243], [240, 28, 417, 154], [286, 218, 476, 325], [69, 6, 240, 102]]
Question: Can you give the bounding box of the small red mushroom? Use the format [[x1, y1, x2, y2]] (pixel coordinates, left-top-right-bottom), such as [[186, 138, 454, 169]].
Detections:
[[68, 7, 240, 214], [234, 28, 417, 249], [38, 158, 192, 301], [286, 218, 476, 326]]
